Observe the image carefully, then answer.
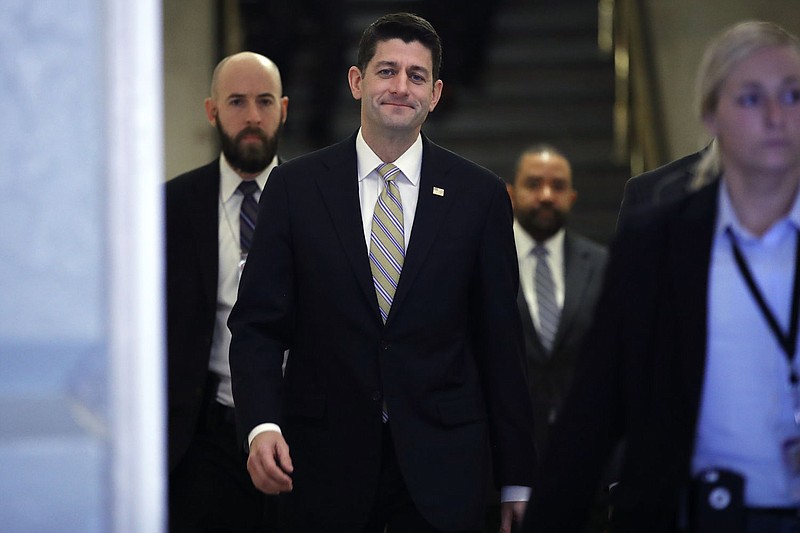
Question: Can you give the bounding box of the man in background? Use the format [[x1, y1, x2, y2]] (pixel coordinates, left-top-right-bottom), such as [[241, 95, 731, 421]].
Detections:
[[505, 145, 609, 532], [166, 52, 288, 532], [506, 144, 607, 457]]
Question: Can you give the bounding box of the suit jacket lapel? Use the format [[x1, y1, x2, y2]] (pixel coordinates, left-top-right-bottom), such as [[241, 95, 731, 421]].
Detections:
[[189, 161, 221, 310], [314, 135, 381, 317], [554, 234, 596, 350], [668, 180, 718, 411], [388, 137, 458, 323]]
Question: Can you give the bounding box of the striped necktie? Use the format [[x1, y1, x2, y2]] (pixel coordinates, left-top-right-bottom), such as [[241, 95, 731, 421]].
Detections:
[[369, 163, 404, 323], [238, 180, 259, 256], [534, 244, 559, 352]]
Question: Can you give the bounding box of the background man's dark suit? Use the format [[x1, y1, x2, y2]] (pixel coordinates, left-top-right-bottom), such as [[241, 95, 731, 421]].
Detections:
[[229, 133, 537, 531], [165, 51, 287, 532], [517, 232, 607, 455], [524, 181, 722, 532], [166, 159, 275, 532], [166, 159, 220, 470]]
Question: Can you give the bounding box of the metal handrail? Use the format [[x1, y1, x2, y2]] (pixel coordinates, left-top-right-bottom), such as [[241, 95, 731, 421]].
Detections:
[[599, 0, 667, 175]]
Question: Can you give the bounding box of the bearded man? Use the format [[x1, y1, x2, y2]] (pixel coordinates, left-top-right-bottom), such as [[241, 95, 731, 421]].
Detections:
[[506, 144, 608, 455], [165, 52, 288, 533]]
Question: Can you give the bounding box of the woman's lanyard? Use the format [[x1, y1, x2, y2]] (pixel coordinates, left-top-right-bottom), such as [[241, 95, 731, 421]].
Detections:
[[726, 227, 800, 423]]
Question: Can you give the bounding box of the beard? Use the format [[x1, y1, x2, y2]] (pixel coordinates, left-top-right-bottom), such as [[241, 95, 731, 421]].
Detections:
[[516, 205, 568, 242], [216, 118, 282, 174]]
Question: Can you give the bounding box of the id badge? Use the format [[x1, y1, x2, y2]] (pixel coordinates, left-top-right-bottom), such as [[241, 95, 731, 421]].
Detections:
[[782, 436, 800, 501]]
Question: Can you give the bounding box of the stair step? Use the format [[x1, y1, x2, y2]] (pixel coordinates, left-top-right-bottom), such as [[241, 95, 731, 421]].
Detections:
[[427, 103, 613, 136], [496, 2, 599, 33], [491, 39, 602, 64]]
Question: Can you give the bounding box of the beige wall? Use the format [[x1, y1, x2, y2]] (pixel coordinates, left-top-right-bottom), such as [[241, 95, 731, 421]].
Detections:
[[163, 0, 217, 180], [647, 0, 800, 160]]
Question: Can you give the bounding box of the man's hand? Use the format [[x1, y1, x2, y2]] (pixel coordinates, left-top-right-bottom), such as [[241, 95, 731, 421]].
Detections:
[[499, 500, 527, 533], [246, 431, 294, 494]]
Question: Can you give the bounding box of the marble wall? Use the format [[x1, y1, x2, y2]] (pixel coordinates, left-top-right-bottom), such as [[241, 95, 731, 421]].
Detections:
[[0, 0, 165, 531]]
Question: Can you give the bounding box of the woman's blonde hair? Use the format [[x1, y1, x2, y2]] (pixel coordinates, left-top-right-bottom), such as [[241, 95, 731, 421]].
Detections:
[[692, 21, 800, 188]]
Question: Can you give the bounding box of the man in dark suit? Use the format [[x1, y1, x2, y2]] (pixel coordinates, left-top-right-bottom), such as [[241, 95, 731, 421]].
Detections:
[[506, 144, 607, 456], [166, 52, 288, 532], [228, 13, 536, 533], [503, 145, 608, 533]]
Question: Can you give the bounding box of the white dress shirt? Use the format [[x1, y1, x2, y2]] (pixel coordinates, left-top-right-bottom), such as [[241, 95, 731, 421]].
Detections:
[[209, 153, 276, 407], [356, 128, 421, 248], [514, 224, 566, 332]]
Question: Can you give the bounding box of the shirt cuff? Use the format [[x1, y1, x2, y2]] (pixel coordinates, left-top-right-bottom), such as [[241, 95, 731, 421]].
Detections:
[[247, 423, 282, 449], [501, 485, 531, 502]]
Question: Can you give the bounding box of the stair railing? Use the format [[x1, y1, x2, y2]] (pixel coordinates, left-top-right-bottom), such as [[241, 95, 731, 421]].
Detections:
[[598, 0, 667, 175]]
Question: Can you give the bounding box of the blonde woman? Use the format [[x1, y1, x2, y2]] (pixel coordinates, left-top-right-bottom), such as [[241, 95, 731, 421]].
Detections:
[[525, 21, 800, 533]]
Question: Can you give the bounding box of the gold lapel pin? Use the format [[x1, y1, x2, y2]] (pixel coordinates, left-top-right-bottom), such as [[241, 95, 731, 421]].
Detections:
[[433, 187, 444, 197]]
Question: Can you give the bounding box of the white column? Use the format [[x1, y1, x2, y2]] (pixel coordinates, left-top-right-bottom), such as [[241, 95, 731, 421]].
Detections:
[[0, 0, 165, 531]]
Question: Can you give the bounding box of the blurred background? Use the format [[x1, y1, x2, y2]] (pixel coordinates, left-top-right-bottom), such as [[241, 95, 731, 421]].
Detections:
[[1, 1, 798, 531]]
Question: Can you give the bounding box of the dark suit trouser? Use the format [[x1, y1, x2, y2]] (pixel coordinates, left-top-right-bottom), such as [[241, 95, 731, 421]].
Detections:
[[280, 424, 481, 533], [169, 401, 274, 533]]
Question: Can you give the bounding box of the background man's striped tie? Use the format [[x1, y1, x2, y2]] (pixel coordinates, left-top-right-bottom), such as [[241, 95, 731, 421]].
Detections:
[[534, 244, 559, 353], [238, 180, 259, 255]]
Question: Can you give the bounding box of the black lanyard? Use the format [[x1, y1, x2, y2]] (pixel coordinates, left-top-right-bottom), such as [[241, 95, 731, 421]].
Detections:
[[726, 227, 800, 385]]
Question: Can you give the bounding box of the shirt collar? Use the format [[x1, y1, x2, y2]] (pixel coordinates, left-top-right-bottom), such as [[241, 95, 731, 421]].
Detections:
[[716, 178, 800, 243], [219, 153, 277, 202], [355, 128, 422, 186], [513, 222, 566, 258]]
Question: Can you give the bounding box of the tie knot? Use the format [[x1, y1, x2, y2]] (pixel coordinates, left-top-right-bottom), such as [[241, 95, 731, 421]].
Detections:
[[533, 244, 549, 258], [237, 180, 259, 197], [377, 163, 400, 183]]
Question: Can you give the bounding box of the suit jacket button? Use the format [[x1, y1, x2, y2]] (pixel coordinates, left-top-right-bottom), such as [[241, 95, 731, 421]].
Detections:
[[371, 391, 382, 401]]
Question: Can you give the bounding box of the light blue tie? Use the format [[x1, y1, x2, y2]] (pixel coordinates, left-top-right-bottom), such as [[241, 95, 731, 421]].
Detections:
[[534, 244, 559, 353]]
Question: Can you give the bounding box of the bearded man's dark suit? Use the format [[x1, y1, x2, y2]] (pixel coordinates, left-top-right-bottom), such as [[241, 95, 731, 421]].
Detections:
[[517, 232, 607, 456], [166, 159, 276, 531], [229, 133, 537, 532], [523, 179, 722, 532], [165, 159, 221, 471]]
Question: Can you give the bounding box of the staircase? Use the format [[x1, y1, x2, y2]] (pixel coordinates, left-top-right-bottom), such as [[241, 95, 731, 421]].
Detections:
[[276, 0, 630, 244]]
